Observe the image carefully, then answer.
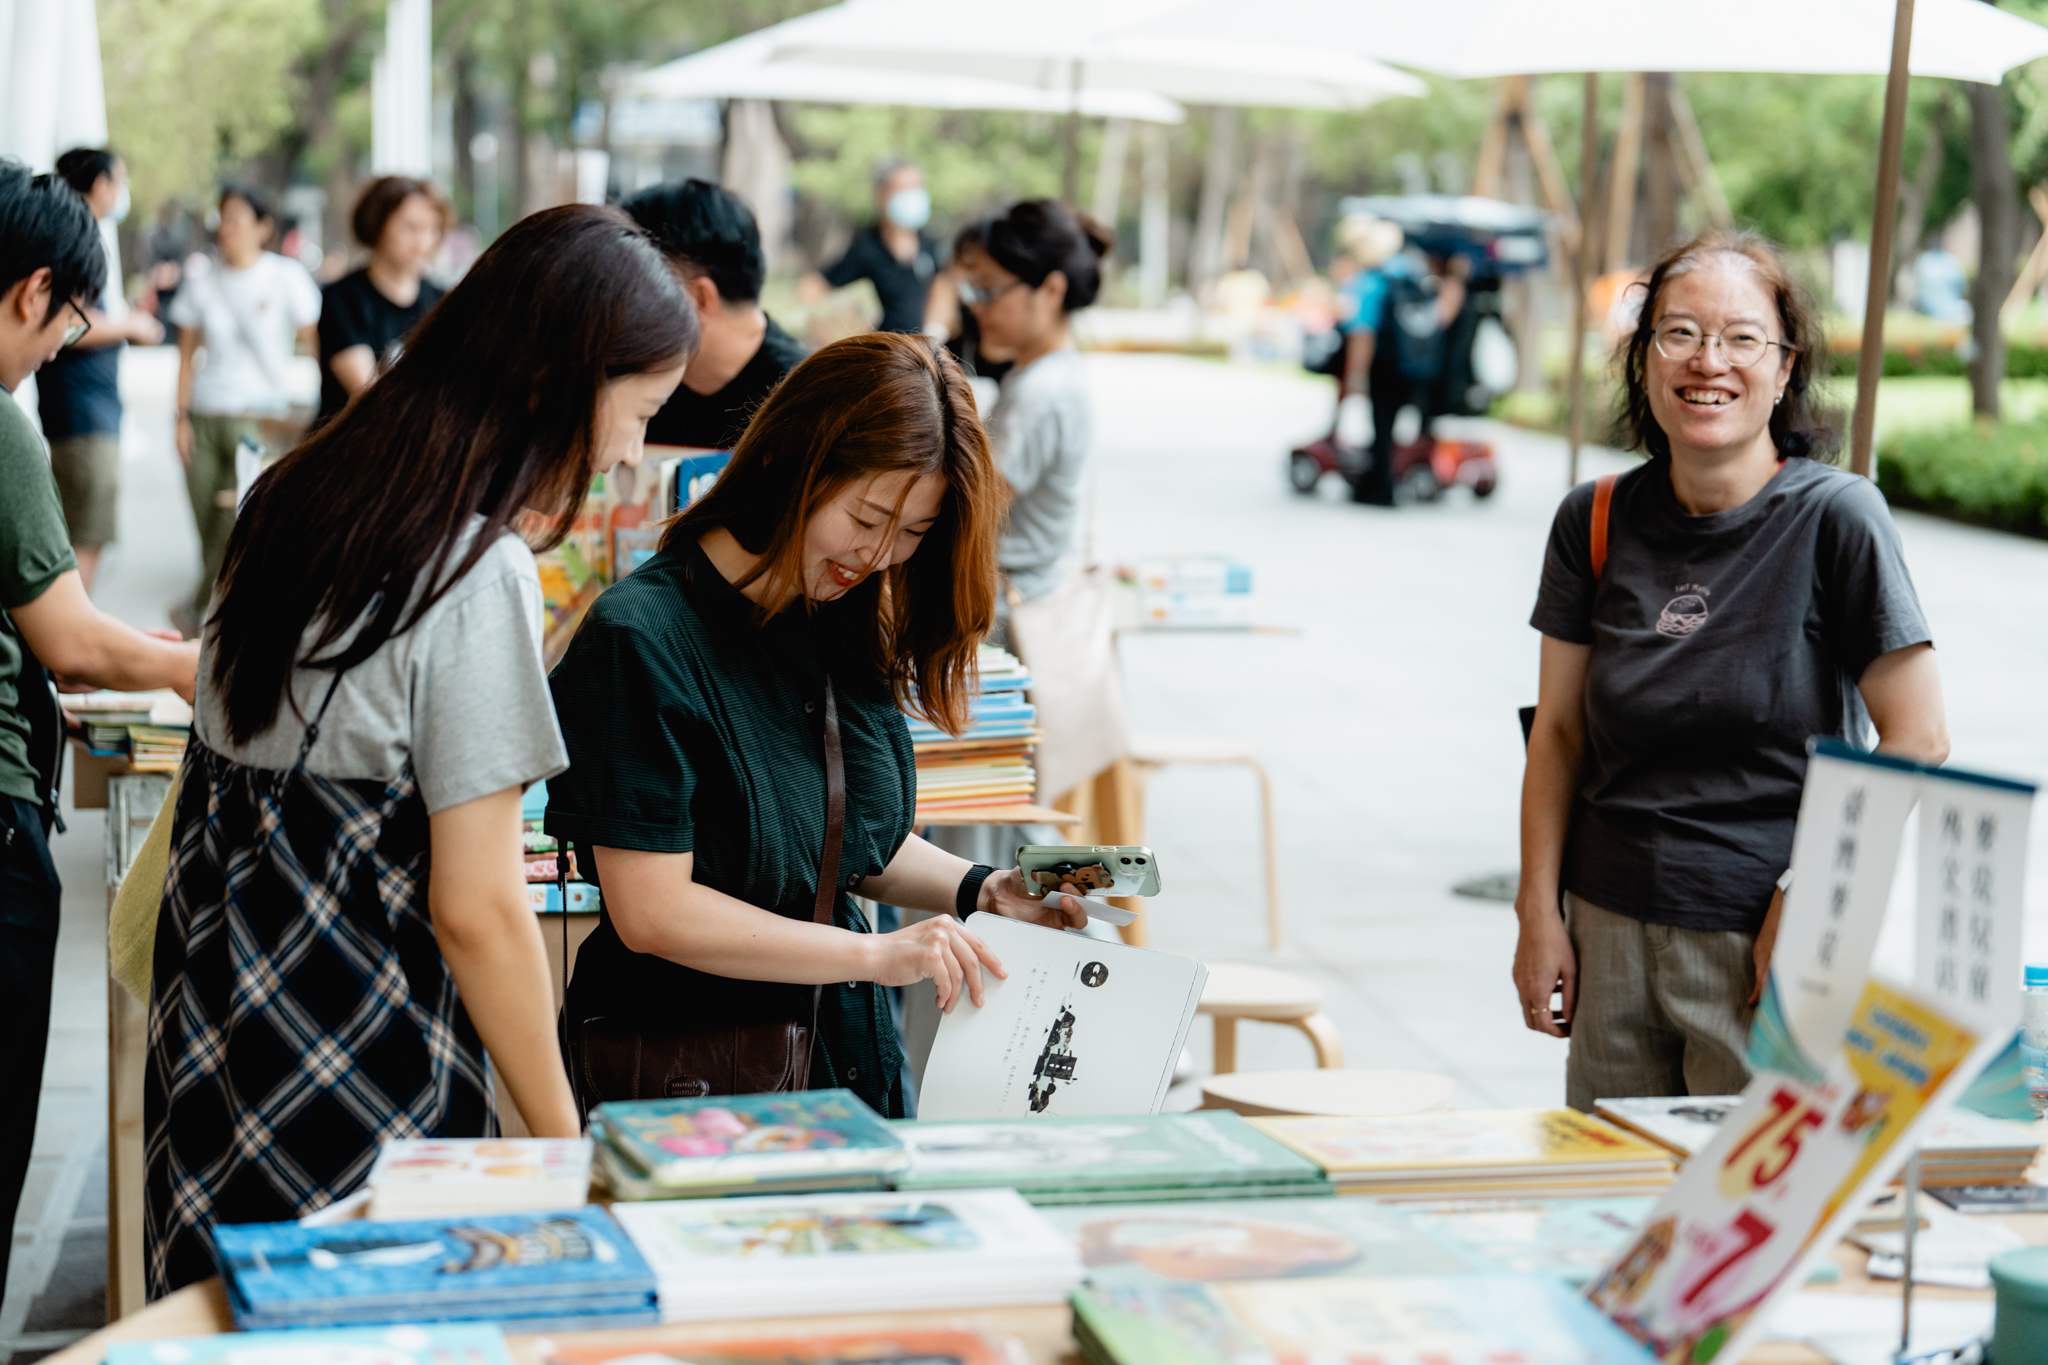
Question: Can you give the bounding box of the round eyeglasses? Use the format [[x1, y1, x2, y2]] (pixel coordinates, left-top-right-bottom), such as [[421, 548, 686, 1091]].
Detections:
[[1652, 323, 1793, 369], [60, 298, 92, 348], [958, 278, 1026, 308]]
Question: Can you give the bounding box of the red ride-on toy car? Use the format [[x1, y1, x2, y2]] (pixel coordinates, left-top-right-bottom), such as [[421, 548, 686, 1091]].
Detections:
[[1289, 435, 1498, 503]]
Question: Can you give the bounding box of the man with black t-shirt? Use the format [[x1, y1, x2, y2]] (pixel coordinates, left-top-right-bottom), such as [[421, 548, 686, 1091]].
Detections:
[[800, 161, 938, 335], [623, 180, 806, 451]]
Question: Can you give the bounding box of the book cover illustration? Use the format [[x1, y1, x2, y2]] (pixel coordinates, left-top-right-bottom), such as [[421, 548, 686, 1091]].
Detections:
[[541, 1325, 1009, 1365], [215, 1207, 653, 1313], [594, 1089, 907, 1187], [891, 1112, 1324, 1193], [1036, 1196, 1480, 1286], [1593, 1098, 1740, 1159], [369, 1140, 591, 1190], [1584, 744, 2034, 1365], [1073, 1273, 1655, 1365], [1398, 1196, 1659, 1285], [1250, 1109, 1673, 1178], [107, 1325, 513, 1365], [918, 915, 1206, 1120]]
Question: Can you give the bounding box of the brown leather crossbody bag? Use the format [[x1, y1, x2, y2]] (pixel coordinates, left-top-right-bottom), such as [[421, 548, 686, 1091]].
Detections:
[[561, 677, 846, 1118]]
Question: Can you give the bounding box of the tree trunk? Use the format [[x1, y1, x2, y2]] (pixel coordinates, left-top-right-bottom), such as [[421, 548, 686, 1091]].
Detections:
[[1966, 76, 2017, 419], [1640, 73, 1679, 259], [1893, 92, 1950, 302], [1189, 106, 1238, 303]]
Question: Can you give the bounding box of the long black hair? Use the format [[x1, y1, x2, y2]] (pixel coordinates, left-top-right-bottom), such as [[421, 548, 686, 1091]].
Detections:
[[1615, 228, 1837, 463], [209, 204, 698, 743]]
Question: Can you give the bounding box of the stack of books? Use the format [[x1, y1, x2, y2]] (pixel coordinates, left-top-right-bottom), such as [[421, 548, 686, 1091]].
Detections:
[[521, 780, 599, 913], [610, 1187, 1083, 1322], [62, 689, 192, 769], [1129, 557, 1254, 629], [1597, 1094, 2043, 1185], [541, 1324, 1012, 1365], [366, 1138, 593, 1219], [891, 1111, 1329, 1203], [1250, 1109, 1677, 1200], [905, 644, 1039, 814], [212, 1206, 658, 1332], [591, 1090, 909, 1200]]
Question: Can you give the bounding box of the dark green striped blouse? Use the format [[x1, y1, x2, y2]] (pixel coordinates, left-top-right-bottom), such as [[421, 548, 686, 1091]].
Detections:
[[546, 537, 916, 1116]]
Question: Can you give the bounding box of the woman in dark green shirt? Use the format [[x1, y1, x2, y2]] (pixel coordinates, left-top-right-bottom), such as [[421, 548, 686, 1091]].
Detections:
[[547, 332, 1088, 1118]]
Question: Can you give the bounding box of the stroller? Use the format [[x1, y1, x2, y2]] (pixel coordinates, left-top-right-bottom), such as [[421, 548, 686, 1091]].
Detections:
[[1292, 195, 1543, 504]]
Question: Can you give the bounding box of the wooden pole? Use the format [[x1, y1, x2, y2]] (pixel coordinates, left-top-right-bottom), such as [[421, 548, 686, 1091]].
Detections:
[[1566, 73, 1600, 487], [1849, 0, 1916, 479], [1604, 74, 1646, 274]]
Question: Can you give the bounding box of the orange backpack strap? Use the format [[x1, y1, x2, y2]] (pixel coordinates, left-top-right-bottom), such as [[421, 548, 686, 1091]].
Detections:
[[1590, 474, 1617, 579]]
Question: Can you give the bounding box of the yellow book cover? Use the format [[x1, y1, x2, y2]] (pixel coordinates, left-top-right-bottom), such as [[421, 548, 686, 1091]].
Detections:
[[1251, 1109, 1676, 1178]]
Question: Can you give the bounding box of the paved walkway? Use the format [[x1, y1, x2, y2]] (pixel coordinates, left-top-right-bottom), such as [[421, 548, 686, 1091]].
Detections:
[[8, 345, 2048, 1351]]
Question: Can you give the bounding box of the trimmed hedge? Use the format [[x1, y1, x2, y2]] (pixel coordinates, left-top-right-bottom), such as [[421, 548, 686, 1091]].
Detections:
[[1827, 344, 2048, 379], [1876, 421, 2048, 538]]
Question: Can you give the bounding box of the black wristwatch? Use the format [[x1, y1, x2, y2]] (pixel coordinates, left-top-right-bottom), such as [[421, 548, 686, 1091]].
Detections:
[[956, 864, 995, 919]]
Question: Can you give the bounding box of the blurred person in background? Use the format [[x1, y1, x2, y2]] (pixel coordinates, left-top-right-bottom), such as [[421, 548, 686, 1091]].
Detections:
[[0, 158, 198, 1308], [624, 178, 806, 450], [143, 199, 191, 343], [314, 176, 450, 429], [920, 220, 1013, 384], [168, 184, 321, 632], [799, 160, 939, 335], [38, 147, 165, 590], [1514, 229, 1948, 1109], [926, 199, 1111, 874], [145, 205, 694, 1295]]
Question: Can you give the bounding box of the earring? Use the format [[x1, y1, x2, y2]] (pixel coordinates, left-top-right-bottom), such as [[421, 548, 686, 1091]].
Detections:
[[1774, 394, 1783, 406]]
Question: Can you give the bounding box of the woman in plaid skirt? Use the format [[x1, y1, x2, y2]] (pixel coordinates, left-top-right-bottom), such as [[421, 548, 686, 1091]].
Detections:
[[142, 206, 699, 1297]]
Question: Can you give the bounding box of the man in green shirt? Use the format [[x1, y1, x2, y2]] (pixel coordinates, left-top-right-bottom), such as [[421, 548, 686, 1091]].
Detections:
[[0, 160, 198, 1304]]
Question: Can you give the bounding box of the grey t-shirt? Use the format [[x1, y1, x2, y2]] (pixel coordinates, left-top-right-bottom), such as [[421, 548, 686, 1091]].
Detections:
[[990, 347, 1092, 603], [1530, 456, 1931, 933], [196, 528, 568, 812]]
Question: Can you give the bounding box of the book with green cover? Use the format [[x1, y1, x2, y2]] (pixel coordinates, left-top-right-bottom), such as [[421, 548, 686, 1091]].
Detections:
[[1036, 1196, 1481, 1288], [890, 1112, 1328, 1201], [1071, 1273, 1657, 1365], [592, 1090, 906, 1196], [1397, 1195, 1657, 1286]]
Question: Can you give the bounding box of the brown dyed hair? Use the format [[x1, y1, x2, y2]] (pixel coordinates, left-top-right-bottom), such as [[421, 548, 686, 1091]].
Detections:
[[211, 205, 698, 743], [352, 175, 453, 249], [1615, 228, 1838, 463], [662, 332, 1002, 735]]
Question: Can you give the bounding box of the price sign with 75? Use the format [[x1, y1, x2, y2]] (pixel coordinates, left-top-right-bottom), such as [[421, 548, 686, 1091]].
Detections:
[[1716, 1087, 1825, 1200]]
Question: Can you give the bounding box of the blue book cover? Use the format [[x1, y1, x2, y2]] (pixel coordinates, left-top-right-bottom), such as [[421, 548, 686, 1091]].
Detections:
[[109, 1324, 514, 1365], [594, 1089, 908, 1190], [215, 1207, 655, 1319]]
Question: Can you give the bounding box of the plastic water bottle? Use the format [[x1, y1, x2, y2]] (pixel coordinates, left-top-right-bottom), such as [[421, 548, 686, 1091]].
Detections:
[[2024, 965, 2048, 1118]]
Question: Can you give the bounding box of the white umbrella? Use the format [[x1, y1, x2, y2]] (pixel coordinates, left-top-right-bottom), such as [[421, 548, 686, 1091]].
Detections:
[[762, 0, 1426, 110], [1135, 0, 2048, 84], [633, 21, 1185, 122]]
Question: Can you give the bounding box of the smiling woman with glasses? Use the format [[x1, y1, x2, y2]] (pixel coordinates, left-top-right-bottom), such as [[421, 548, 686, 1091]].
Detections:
[[1512, 228, 1950, 1112]]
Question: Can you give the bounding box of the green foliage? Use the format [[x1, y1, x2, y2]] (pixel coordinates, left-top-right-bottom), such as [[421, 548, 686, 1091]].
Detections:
[[99, 0, 321, 215], [1876, 420, 2048, 538], [1822, 345, 2048, 379], [786, 105, 1067, 224]]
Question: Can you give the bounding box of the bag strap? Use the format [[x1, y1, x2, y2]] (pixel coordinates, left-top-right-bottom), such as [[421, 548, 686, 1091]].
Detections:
[[1590, 473, 1617, 580], [814, 675, 847, 927]]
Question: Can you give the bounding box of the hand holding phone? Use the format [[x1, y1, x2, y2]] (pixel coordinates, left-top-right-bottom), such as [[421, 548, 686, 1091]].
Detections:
[[1016, 846, 1162, 928]]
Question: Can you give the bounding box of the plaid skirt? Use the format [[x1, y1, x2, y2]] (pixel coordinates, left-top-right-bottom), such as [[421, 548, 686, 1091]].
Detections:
[[144, 737, 496, 1298]]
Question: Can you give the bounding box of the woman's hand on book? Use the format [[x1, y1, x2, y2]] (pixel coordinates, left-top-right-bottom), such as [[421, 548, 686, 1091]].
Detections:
[[977, 866, 1091, 931], [871, 915, 1008, 1012]]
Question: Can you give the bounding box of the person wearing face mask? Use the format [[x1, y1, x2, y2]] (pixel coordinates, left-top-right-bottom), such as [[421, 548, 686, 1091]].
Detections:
[[1514, 230, 1949, 1110], [144, 206, 695, 1296], [38, 148, 165, 591], [624, 178, 808, 451], [312, 177, 451, 429], [167, 184, 322, 630], [544, 333, 1092, 1121], [799, 161, 939, 335]]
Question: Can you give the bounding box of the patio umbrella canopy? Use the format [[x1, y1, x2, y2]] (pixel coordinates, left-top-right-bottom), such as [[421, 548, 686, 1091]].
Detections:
[[1133, 0, 2048, 83], [762, 0, 1426, 110]]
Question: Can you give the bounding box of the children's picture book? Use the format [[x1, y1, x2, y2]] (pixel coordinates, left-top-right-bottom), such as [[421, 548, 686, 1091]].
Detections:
[[1072, 1273, 1656, 1365], [213, 1206, 657, 1331], [107, 1325, 513, 1365], [366, 1138, 592, 1219], [917, 914, 1207, 1120], [609, 1187, 1083, 1322], [1593, 1098, 1740, 1159], [890, 1111, 1327, 1200], [540, 1324, 1012, 1365], [1036, 1196, 1481, 1286], [591, 1089, 908, 1193], [1249, 1109, 1676, 1187], [1398, 1195, 1659, 1286]]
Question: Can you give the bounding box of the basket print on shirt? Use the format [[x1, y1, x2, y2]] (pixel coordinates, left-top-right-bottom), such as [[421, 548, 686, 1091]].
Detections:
[[144, 736, 495, 1299]]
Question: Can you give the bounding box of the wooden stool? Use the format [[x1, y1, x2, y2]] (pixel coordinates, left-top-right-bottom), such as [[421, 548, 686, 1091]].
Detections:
[[1198, 962, 1344, 1075], [1199, 1068, 1457, 1118], [1129, 733, 1283, 949]]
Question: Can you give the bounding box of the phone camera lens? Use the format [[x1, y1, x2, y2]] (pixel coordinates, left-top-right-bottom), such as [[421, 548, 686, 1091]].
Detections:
[[1135, 858, 1146, 865], [1119, 857, 1131, 864]]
